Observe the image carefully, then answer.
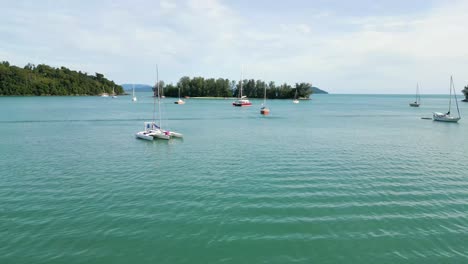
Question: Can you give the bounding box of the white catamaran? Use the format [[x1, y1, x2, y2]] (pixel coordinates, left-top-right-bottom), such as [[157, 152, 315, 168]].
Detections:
[[433, 76, 461, 122], [135, 66, 183, 140]]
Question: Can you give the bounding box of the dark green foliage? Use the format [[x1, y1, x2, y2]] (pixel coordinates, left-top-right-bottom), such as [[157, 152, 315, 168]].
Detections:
[[0, 61, 124, 96], [161, 76, 314, 99], [462, 85, 468, 101]]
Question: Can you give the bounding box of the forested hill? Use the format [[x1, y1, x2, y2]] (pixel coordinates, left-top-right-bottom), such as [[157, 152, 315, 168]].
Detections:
[[0, 61, 124, 96], [125, 77, 326, 99], [311, 86, 328, 94]]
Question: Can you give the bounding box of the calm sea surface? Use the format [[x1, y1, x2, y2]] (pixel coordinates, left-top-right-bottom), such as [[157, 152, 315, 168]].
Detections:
[[1, 93, 467, 263]]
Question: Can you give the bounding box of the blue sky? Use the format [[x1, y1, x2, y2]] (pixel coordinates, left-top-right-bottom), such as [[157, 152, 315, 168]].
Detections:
[[1, 0, 467, 94]]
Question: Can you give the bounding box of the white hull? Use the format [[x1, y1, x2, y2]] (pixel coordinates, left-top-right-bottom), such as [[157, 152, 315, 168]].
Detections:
[[433, 112, 460, 122], [154, 131, 171, 140], [174, 99, 185, 104], [293, 99, 299, 104], [168, 131, 183, 138], [135, 131, 154, 141], [132, 97, 137, 102]]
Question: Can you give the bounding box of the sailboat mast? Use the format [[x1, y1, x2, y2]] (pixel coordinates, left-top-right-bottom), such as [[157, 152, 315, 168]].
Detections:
[[452, 76, 461, 118], [264, 85, 266, 105], [157, 65, 162, 128], [448, 76, 453, 113], [240, 66, 243, 98], [416, 83, 419, 103], [152, 68, 157, 124]]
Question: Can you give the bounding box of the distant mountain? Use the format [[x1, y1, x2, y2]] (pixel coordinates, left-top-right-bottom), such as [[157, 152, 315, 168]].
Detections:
[[121, 84, 153, 92], [312, 86, 328, 94]]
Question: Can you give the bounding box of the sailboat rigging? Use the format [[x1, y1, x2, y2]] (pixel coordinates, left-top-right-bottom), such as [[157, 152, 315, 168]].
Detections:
[[409, 83, 420, 107], [174, 86, 185, 104], [132, 84, 137, 102], [293, 88, 299, 104], [135, 65, 183, 140], [433, 76, 461, 122], [232, 67, 252, 106], [260, 85, 270, 115]]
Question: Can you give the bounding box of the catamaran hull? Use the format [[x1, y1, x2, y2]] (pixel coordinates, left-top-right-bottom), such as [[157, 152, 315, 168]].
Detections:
[[433, 113, 460, 122], [135, 131, 154, 141], [168, 131, 183, 138]]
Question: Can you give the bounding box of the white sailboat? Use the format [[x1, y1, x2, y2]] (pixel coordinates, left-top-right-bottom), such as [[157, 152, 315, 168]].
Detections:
[[112, 87, 117, 98], [174, 86, 185, 104], [135, 65, 183, 140], [293, 89, 299, 104], [433, 76, 461, 122], [260, 85, 270, 115], [132, 84, 137, 102], [409, 83, 421, 107], [232, 67, 252, 106]]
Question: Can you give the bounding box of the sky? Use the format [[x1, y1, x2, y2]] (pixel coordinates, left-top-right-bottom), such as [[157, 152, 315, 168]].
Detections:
[[1, 0, 467, 94]]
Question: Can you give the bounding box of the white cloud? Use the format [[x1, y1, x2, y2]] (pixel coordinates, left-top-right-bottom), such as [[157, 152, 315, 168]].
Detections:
[[1, 0, 468, 93]]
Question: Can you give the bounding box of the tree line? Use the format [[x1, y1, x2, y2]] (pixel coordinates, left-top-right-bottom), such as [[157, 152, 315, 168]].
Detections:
[[0, 61, 124, 96], [155, 76, 314, 99]]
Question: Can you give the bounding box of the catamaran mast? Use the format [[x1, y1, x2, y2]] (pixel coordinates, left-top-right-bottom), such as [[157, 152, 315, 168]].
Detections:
[[157, 65, 162, 128]]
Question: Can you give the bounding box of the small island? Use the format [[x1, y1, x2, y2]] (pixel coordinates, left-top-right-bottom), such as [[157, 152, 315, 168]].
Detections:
[[124, 76, 327, 99], [0, 61, 124, 96]]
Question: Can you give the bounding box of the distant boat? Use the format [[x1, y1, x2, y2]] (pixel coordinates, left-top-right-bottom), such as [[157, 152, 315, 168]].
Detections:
[[132, 84, 137, 102], [101, 93, 109, 97], [174, 86, 185, 104], [135, 65, 183, 141], [293, 89, 299, 104], [260, 84, 270, 115], [409, 83, 421, 107], [233, 67, 252, 107], [112, 87, 117, 98], [433, 76, 461, 122]]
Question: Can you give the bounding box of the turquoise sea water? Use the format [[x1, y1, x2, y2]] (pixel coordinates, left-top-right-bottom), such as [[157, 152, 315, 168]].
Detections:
[[1, 94, 467, 263]]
